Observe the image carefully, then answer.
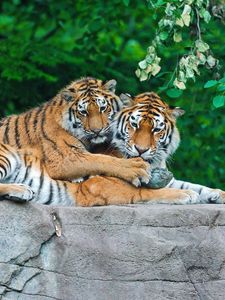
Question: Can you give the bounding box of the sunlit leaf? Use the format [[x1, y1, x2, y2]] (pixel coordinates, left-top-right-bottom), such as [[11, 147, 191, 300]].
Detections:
[[176, 18, 184, 27], [212, 95, 225, 108], [206, 55, 217, 68], [151, 64, 161, 76], [173, 31, 182, 42], [204, 80, 218, 88], [140, 70, 148, 81], [138, 60, 147, 69], [173, 78, 186, 90], [195, 40, 209, 52], [217, 84, 225, 92]]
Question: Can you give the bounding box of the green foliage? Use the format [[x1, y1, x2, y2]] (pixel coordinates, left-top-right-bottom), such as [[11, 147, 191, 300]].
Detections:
[[204, 73, 225, 108], [0, 0, 225, 188], [136, 0, 221, 92]]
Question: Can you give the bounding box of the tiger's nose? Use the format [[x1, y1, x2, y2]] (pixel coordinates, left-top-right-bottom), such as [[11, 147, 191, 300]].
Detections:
[[134, 145, 148, 155]]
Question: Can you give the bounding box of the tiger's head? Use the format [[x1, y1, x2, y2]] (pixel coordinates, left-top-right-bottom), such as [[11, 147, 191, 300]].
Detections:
[[58, 77, 123, 145], [112, 92, 185, 166]]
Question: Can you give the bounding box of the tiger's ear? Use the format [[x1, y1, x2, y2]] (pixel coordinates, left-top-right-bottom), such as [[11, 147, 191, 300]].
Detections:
[[120, 93, 134, 106], [103, 79, 117, 93], [61, 88, 76, 102], [170, 107, 185, 118]]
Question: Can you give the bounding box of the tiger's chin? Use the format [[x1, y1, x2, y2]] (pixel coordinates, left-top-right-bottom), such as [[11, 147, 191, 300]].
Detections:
[[91, 136, 108, 144]]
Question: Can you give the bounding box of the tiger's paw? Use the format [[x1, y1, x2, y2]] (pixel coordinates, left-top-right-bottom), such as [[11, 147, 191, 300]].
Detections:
[[205, 189, 225, 204], [142, 168, 174, 189], [4, 184, 35, 202], [122, 157, 150, 187], [179, 190, 199, 205]]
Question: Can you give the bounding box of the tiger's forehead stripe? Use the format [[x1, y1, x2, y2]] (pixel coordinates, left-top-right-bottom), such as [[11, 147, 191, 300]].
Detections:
[[66, 77, 102, 97]]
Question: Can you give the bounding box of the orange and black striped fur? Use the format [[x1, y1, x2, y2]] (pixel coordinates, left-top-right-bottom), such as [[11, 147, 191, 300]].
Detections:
[[0, 77, 200, 206], [0, 78, 155, 204], [0, 143, 199, 206], [112, 92, 225, 204]]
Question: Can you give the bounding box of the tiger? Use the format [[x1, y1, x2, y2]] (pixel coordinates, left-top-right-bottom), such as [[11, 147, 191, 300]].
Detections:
[[111, 92, 225, 204], [0, 77, 152, 203], [0, 143, 199, 206]]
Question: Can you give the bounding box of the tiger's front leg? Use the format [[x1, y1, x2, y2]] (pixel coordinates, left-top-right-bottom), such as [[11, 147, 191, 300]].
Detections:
[[168, 179, 225, 204], [73, 176, 199, 207], [44, 135, 150, 186]]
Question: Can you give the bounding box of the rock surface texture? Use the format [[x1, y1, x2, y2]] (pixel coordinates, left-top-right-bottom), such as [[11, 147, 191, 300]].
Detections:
[[0, 201, 225, 300]]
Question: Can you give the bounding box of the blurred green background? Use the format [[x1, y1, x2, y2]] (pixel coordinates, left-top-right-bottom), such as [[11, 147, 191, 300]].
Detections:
[[0, 0, 224, 188]]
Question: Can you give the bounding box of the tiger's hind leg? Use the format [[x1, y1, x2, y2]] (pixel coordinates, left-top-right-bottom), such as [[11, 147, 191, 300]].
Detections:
[[0, 144, 35, 202], [0, 183, 34, 202]]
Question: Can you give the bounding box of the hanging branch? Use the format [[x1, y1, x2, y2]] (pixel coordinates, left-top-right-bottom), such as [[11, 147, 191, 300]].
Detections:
[[136, 0, 219, 91]]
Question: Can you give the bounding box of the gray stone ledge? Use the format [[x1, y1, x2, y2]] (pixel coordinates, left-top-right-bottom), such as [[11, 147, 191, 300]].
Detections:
[[0, 201, 225, 300]]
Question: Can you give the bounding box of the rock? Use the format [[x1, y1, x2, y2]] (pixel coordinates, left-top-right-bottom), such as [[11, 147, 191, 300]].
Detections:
[[143, 168, 174, 189], [0, 201, 225, 300]]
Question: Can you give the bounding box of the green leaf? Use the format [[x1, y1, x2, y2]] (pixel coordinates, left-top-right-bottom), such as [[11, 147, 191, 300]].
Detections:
[[159, 31, 169, 41], [135, 69, 141, 78], [182, 4, 191, 15], [197, 53, 206, 64], [195, 40, 209, 53], [173, 31, 182, 43], [207, 55, 217, 68], [166, 88, 183, 98], [165, 3, 176, 16], [199, 7, 211, 23], [176, 18, 184, 27], [151, 64, 161, 76], [157, 86, 168, 92], [154, 0, 166, 8], [202, 10, 211, 23], [174, 78, 186, 90], [219, 77, 225, 84], [123, 0, 130, 6], [145, 55, 154, 64], [140, 70, 148, 81], [217, 84, 225, 92], [212, 95, 225, 108], [178, 70, 186, 82], [138, 60, 147, 69], [204, 80, 218, 88], [182, 14, 191, 27], [185, 67, 194, 79], [147, 46, 155, 54], [181, 5, 191, 26]]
